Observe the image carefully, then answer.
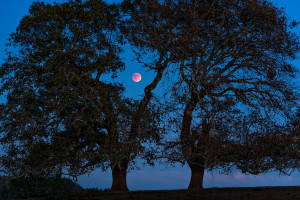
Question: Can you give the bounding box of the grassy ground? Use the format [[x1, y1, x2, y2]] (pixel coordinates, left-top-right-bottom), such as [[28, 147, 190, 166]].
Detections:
[[70, 186, 300, 200]]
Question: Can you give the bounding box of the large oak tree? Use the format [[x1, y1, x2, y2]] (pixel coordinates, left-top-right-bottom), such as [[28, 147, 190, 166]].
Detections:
[[124, 0, 300, 189], [0, 0, 163, 191]]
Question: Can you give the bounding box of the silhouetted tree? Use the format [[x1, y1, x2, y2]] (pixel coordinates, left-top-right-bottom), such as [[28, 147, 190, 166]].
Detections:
[[124, 0, 300, 189], [0, 0, 164, 192]]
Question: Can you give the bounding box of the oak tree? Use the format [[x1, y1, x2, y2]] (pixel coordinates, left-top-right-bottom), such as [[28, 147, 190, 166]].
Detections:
[[0, 0, 164, 192], [124, 0, 300, 189]]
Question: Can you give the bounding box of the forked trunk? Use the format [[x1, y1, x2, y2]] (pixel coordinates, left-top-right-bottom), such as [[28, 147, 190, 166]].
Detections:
[[111, 164, 128, 191], [188, 164, 205, 189]]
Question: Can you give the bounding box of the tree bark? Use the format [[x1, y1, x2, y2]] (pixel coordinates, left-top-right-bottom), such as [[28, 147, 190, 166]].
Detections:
[[188, 163, 205, 189], [111, 164, 129, 191], [180, 89, 208, 189]]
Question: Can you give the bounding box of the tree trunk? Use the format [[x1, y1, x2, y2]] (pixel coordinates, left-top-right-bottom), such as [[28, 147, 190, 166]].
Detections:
[[110, 61, 166, 191], [111, 164, 128, 191], [188, 164, 205, 189], [180, 89, 207, 190]]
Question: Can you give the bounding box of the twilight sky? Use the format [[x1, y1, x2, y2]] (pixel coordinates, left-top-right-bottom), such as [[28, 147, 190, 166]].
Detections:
[[0, 0, 300, 190]]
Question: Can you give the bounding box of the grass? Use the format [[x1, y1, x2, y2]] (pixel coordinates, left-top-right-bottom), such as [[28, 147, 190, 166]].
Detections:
[[69, 186, 300, 200]]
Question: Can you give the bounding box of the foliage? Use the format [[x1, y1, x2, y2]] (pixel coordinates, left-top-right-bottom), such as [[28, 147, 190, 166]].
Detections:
[[1, 0, 299, 191], [0, 0, 125, 180], [0, 173, 83, 200], [123, 0, 300, 187], [0, 0, 166, 191]]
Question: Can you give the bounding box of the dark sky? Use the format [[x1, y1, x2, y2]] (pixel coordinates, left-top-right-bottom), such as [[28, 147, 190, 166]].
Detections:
[[0, 0, 300, 190]]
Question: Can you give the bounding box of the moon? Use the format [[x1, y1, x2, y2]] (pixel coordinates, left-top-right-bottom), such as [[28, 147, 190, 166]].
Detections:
[[132, 73, 142, 82]]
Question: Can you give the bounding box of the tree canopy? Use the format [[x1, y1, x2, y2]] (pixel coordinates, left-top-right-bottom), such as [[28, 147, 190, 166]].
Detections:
[[0, 0, 165, 192], [0, 0, 126, 180], [0, 0, 300, 192], [122, 0, 300, 189]]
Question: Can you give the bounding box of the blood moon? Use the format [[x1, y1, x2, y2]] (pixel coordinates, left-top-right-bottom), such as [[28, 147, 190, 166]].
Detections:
[[132, 73, 142, 82]]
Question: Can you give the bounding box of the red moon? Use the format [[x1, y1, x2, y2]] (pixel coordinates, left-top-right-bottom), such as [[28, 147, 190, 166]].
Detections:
[[132, 73, 142, 82]]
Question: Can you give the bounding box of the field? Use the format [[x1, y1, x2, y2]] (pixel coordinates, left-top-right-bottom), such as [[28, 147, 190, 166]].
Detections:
[[69, 186, 300, 200]]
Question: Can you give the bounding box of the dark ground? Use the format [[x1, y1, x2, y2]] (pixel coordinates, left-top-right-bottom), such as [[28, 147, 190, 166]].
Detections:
[[70, 186, 300, 200]]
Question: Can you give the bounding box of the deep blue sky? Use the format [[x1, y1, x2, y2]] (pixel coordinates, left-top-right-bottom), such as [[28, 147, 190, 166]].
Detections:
[[1, 0, 300, 190]]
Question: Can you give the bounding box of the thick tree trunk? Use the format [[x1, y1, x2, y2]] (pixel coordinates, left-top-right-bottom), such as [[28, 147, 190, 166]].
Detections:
[[180, 88, 208, 190], [188, 164, 205, 189], [111, 164, 129, 191]]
